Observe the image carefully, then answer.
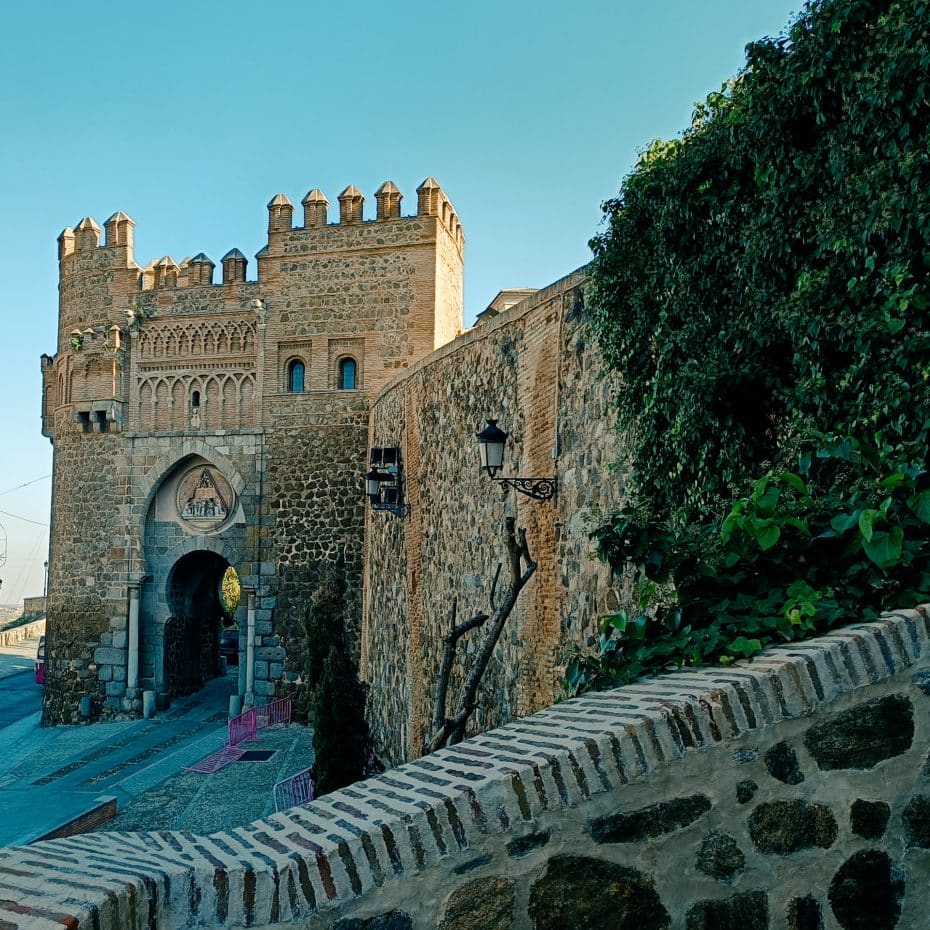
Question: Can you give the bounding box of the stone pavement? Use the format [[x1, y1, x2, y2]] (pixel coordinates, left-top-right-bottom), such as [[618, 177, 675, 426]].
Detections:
[[0, 667, 314, 847]]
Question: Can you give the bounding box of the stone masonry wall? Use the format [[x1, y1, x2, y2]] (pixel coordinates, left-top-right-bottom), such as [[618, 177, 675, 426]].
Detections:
[[364, 268, 628, 764], [267, 393, 370, 717], [21, 597, 46, 616], [42, 180, 464, 723], [3, 611, 929, 929], [43, 425, 129, 724]]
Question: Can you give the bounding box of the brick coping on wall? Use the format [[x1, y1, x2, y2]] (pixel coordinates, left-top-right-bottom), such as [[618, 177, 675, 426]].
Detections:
[[1, 607, 927, 929], [374, 265, 590, 405]]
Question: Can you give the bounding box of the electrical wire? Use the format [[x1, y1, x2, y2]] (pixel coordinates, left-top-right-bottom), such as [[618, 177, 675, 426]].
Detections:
[[0, 474, 51, 498], [0, 509, 49, 527]]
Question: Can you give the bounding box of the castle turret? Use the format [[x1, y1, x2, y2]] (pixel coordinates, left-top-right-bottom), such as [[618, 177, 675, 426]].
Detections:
[[416, 178, 441, 217], [104, 211, 134, 252], [188, 253, 215, 285], [58, 227, 75, 261], [338, 185, 364, 224], [375, 181, 402, 220], [301, 189, 329, 228], [74, 217, 102, 251], [267, 194, 294, 233], [153, 256, 179, 289], [222, 248, 247, 284]]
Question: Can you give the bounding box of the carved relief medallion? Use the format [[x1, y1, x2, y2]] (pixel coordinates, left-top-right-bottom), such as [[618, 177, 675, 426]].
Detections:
[[176, 466, 234, 532]]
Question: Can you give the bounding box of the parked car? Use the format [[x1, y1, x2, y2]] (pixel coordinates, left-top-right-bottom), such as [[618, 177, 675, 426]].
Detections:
[[35, 635, 46, 685], [220, 627, 239, 666]]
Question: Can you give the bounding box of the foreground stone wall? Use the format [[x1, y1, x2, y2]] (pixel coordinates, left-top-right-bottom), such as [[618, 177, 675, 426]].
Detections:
[[364, 268, 628, 764], [4, 611, 928, 929]]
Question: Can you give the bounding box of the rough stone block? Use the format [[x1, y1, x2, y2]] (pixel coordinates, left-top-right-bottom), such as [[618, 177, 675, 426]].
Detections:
[[439, 877, 515, 930], [850, 799, 891, 839], [748, 800, 837, 855], [590, 794, 711, 843], [112, 631, 127, 649], [333, 912, 412, 930], [94, 647, 127, 666], [763, 741, 804, 784], [686, 891, 768, 930], [695, 832, 745, 883], [804, 694, 913, 770], [529, 856, 669, 929], [902, 794, 930, 847], [254, 661, 269, 680], [828, 850, 904, 930], [786, 895, 823, 930], [256, 646, 285, 662]]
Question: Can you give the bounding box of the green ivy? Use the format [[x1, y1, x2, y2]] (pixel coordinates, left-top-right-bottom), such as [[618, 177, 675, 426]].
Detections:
[[569, 0, 930, 696]]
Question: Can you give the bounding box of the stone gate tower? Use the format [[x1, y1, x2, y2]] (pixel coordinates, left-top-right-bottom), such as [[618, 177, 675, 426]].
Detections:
[[40, 179, 463, 723]]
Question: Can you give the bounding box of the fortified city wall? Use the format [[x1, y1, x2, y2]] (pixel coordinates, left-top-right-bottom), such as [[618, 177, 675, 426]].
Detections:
[[2, 612, 927, 929], [40, 179, 463, 723], [363, 269, 629, 764]]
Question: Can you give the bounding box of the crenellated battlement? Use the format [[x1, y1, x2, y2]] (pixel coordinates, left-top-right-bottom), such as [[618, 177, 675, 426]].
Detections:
[[57, 178, 464, 298], [263, 177, 464, 250]]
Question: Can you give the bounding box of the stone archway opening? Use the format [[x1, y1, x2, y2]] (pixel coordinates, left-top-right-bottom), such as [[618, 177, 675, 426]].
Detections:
[[164, 550, 232, 698]]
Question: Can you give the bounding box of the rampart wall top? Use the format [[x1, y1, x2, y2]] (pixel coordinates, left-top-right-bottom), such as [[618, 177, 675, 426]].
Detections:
[[56, 178, 464, 301]]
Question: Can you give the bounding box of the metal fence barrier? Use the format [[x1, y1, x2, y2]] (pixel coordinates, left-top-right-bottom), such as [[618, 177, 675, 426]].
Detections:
[[273, 766, 315, 813]]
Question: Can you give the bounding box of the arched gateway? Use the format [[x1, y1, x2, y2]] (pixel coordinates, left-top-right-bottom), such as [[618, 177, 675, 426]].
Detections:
[[136, 454, 248, 710], [164, 550, 230, 697]]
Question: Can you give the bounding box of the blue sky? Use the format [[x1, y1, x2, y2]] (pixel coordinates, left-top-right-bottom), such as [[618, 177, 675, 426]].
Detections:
[[0, 0, 799, 605]]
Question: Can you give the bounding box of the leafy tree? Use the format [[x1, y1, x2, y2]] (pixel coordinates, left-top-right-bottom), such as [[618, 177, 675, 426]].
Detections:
[[303, 561, 379, 794], [569, 0, 930, 694], [311, 636, 375, 795]]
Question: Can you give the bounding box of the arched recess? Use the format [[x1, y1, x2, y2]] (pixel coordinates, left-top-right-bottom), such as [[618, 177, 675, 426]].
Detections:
[[131, 444, 247, 579], [163, 549, 230, 698]]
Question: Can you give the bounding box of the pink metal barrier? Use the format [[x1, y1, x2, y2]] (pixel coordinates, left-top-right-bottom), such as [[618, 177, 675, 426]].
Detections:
[[227, 707, 257, 746], [255, 697, 292, 730], [273, 766, 315, 813]]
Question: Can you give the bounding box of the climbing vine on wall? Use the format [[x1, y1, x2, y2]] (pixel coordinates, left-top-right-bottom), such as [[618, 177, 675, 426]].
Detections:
[[568, 0, 930, 694]]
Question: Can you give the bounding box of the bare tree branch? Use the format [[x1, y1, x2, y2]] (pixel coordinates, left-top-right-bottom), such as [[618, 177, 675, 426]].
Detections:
[[431, 599, 488, 736], [489, 562, 502, 608], [427, 517, 537, 753]]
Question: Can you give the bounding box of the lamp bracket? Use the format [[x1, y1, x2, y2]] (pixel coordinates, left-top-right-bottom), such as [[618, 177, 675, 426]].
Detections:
[[495, 477, 558, 502], [370, 500, 410, 518]]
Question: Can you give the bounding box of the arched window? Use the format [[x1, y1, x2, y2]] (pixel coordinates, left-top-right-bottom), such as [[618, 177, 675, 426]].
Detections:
[[287, 359, 305, 393], [191, 390, 201, 409], [338, 357, 357, 391]]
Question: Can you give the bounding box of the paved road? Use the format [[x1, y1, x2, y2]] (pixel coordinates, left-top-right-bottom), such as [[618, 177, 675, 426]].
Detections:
[[0, 636, 313, 846], [0, 637, 40, 680], [0, 670, 41, 731], [0, 636, 41, 732]]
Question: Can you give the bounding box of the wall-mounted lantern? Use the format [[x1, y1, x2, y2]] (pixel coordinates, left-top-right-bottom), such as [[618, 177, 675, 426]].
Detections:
[[364, 446, 409, 518], [476, 419, 557, 501]]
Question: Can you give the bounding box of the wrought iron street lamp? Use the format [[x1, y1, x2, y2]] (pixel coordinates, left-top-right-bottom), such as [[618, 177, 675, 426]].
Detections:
[[476, 419, 557, 501], [364, 447, 409, 518]]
